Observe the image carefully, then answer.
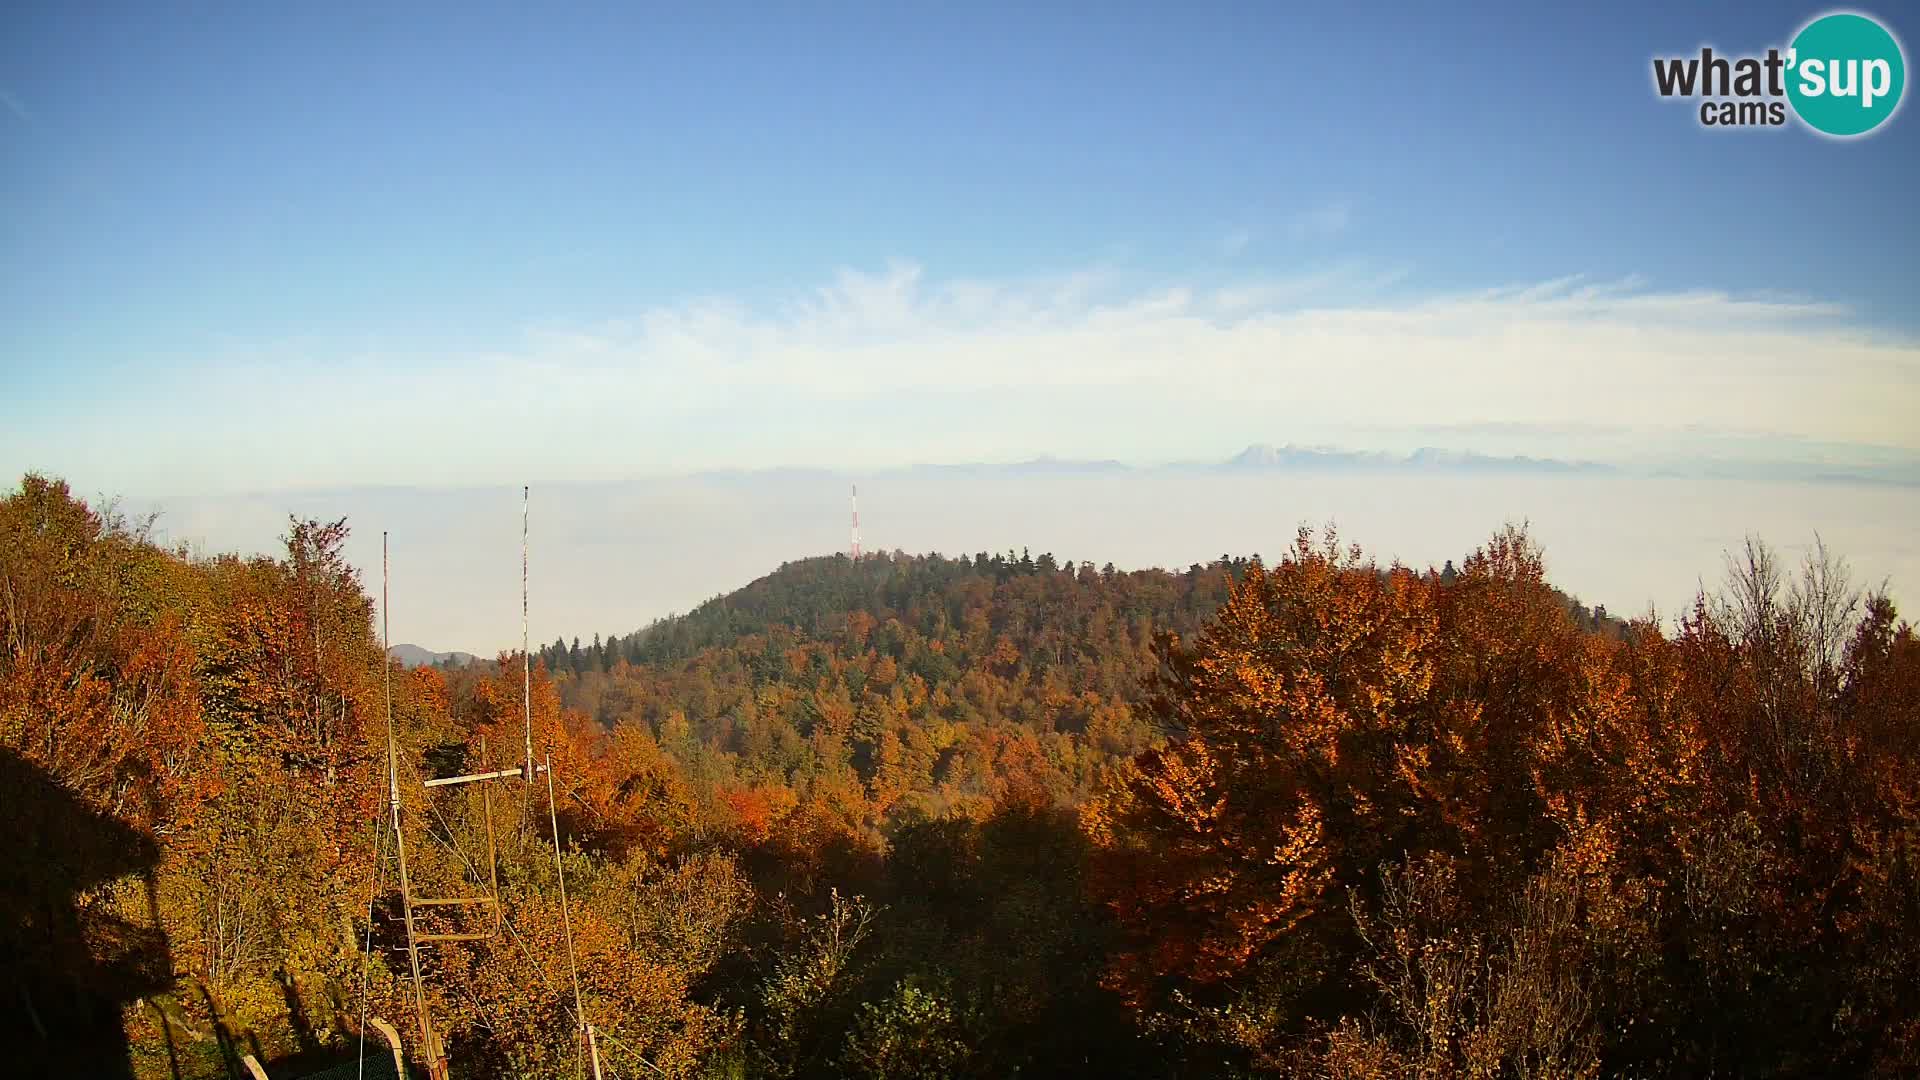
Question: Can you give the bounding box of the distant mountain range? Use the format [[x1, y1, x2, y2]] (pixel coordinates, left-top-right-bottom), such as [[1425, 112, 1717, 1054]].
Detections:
[[1220, 444, 1612, 474], [387, 643, 479, 669], [677, 443, 1917, 487], [893, 445, 1917, 486], [889, 446, 1614, 476]]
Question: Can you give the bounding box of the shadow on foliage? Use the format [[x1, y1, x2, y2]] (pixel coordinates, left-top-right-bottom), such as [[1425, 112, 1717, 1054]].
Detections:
[[0, 748, 169, 1079]]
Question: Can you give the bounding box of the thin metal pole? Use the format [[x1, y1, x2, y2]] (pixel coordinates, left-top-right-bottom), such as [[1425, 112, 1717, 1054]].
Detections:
[[545, 752, 593, 1076], [523, 484, 534, 782], [384, 534, 439, 1078], [481, 737, 500, 936]]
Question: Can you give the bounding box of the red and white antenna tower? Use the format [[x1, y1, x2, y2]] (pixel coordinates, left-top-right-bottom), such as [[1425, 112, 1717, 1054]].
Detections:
[[850, 483, 861, 561]]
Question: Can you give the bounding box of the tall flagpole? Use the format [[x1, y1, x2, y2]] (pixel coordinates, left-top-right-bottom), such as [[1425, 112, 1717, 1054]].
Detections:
[[523, 485, 534, 782]]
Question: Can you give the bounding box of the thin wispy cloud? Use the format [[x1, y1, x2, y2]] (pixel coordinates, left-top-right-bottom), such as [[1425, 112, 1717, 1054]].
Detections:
[[1208, 262, 1409, 313], [7, 261, 1917, 496], [0, 89, 30, 124], [1436, 274, 1849, 323], [1220, 228, 1253, 256]]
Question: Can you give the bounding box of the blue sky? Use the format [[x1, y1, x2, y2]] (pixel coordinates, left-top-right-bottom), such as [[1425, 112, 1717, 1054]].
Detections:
[[4, 1, 1918, 495]]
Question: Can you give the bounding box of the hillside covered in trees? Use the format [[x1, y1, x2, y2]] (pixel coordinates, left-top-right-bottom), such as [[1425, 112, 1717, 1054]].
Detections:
[[527, 549, 1622, 836], [7, 471, 1918, 1079]]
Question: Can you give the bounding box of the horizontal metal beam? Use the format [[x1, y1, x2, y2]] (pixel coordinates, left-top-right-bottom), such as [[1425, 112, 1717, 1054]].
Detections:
[[423, 766, 527, 788], [413, 896, 495, 907], [417, 932, 491, 943]]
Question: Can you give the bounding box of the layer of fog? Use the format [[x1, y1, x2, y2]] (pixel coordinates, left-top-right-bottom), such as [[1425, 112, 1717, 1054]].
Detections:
[[130, 471, 1920, 656]]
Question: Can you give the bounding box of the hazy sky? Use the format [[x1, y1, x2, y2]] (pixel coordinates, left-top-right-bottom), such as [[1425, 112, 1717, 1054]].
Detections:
[[3, 4, 1917, 640]]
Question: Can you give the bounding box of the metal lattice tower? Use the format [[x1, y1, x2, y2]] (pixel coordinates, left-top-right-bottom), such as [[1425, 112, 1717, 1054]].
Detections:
[[850, 483, 861, 562]]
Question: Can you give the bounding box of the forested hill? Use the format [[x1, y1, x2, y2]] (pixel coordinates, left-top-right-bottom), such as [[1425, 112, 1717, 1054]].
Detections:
[[529, 552, 1250, 813], [527, 548, 1627, 815], [544, 549, 1625, 679], [542, 550, 1241, 673]]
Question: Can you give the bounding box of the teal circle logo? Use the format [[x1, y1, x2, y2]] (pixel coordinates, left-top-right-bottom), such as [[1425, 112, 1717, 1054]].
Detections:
[[1787, 12, 1906, 136]]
